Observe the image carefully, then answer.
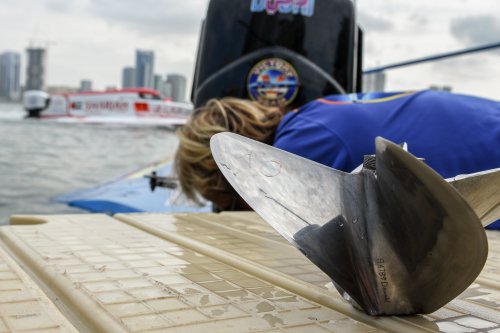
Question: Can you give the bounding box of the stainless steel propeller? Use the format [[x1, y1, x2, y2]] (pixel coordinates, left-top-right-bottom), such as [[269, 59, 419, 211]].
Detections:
[[447, 168, 500, 226], [210, 132, 494, 315]]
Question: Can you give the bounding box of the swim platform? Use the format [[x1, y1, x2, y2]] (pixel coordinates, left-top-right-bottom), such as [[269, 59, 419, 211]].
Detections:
[[0, 212, 499, 332]]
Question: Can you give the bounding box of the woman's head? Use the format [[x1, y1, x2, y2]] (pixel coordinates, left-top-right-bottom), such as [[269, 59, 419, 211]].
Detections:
[[175, 97, 283, 210]]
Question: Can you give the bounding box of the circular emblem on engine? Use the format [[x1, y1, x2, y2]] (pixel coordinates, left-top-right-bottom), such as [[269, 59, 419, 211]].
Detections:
[[247, 58, 299, 107]]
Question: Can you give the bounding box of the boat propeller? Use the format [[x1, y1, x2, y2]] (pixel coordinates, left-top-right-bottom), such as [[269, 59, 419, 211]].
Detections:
[[210, 132, 497, 315]]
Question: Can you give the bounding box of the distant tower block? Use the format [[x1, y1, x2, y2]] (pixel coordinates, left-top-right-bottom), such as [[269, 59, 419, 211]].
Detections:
[[80, 80, 93, 92], [135, 50, 155, 88], [0, 51, 21, 100], [166, 74, 187, 102], [363, 71, 386, 92], [154, 74, 164, 95], [122, 67, 136, 88], [26, 48, 47, 91]]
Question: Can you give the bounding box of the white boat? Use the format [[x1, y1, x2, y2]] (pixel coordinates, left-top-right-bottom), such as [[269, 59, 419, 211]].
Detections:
[[22, 88, 192, 127]]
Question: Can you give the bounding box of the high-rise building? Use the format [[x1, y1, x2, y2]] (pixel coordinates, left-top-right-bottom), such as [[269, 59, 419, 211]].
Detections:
[[122, 67, 136, 88], [163, 81, 173, 100], [154, 74, 164, 94], [166, 74, 187, 102], [362, 72, 386, 92], [80, 80, 93, 92], [26, 48, 46, 91], [0, 51, 21, 101], [135, 50, 154, 88]]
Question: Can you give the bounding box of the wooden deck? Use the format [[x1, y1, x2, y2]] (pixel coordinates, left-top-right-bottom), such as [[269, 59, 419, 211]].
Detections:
[[0, 212, 499, 332]]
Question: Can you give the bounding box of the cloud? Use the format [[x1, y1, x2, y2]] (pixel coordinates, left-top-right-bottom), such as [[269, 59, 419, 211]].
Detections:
[[430, 54, 489, 77], [86, 0, 208, 37], [450, 15, 500, 46], [407, 13, 428, 29], [44, 0, 74, 12], [358, 10, 393, 32]]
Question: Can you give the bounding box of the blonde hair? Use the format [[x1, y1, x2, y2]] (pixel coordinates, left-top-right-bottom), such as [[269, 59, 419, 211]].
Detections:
[[175, 98, 284, 203]]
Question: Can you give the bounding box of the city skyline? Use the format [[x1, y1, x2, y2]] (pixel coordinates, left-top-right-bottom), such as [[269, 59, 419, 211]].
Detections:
[[1, 1, 500, 99], [119, 54, 188, 101], [0, 46, 188, 101], [0, 44, 195, 96], [0, 0, 206, 93]]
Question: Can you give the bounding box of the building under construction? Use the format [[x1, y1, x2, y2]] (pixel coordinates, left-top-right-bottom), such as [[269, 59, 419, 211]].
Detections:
[[25, 47, 46, 91]]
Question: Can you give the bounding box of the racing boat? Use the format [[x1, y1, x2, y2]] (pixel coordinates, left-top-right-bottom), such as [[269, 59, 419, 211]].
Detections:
[[22, 88, 192, 127]]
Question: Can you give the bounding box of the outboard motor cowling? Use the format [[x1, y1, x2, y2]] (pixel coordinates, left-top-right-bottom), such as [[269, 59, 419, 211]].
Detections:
[[23, 90, 50, 118], [192, 0, 362, 109]]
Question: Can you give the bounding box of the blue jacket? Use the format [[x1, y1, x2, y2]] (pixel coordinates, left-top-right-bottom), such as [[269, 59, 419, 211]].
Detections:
[[273, 90, 500, 228]]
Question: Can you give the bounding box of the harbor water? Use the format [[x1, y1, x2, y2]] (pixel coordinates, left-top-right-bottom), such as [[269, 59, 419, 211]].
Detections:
[[0, 102, 179, 225]]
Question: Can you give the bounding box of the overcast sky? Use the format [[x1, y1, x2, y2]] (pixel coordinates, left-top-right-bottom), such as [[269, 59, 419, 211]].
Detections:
[[1, 0, 499, 99]]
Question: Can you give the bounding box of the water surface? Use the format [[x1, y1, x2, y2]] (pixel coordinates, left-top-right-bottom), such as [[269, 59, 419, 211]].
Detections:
[[0, 103, 179, 224]]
